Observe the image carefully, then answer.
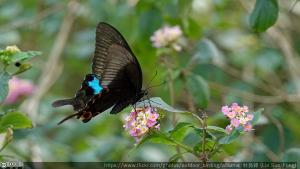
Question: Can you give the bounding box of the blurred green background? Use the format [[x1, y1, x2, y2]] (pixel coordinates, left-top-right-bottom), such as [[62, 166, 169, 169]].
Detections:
[[1, 0, 300, 163]]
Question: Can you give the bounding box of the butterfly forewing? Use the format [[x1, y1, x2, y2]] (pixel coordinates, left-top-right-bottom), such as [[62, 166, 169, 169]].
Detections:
[[93, 22, 135, 76], [104, 44, 142, 91]]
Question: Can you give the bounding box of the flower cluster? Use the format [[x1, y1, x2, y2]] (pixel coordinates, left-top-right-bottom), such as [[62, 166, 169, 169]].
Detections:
[[4, 77, 35, 104], [221, 103, 254, 133], [123, 107, 160, 140], [6, 45, 21, 54], [150, 25, 183, 51]]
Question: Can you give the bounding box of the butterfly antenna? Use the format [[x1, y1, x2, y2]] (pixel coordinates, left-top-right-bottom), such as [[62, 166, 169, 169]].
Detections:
[[146, 80, 166, 90], [145, 70, 158, 89]]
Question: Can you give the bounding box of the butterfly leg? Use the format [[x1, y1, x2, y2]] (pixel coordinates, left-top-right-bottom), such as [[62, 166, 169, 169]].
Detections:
[[146, 94, 152, 108], [132, 104, 137, 113]]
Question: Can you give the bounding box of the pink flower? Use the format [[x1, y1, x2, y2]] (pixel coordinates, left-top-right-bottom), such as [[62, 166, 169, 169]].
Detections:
[[231, 102, 240, 112], [123, 107, 160, 140], [221, 103, 255, 133], [245, 114, 254, 121], [4, 77, 35, 104], [150, 25, 183, 51], [226, 111, 236, 119], [225, 125, 233, 133], [147, 120, 157, 127], [242, 106, 249, 113], [221, 106, 230, 115], [231, 118, 240, 127], [130, 128, 139, 137], [244, 123, 252, 132]]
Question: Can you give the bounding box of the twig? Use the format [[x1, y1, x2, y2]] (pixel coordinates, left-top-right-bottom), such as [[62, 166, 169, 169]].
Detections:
[[239, 0, 300, 96], [208, 81, 300, 104], [253, 137, 279, 162], [267, 27, 300, 95], [289, 0, 299, 13], [0, 5, 64, 31], [19, 0, 80, 163], [20, 0, 79, 123]]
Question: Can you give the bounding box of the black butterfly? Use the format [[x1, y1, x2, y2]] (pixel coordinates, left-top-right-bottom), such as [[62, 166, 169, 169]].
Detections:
[[52, 22, 146, 124]]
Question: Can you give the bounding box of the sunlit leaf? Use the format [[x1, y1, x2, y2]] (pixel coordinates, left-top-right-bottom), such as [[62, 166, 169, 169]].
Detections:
[[136, 97, 185, 113], [11, 51, 42, 63], [249, 0, 278, 32], [186, 74, 210, 108], [0, 112, 33, 133], [13, 62, 32, 75], [0, 72, 11, 103], [207, 126, 227, 134]]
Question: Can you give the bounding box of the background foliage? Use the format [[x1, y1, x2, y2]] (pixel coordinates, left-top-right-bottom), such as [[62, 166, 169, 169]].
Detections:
[[0, 0, 300, 164]]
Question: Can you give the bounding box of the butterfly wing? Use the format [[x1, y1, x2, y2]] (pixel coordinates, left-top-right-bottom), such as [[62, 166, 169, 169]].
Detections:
[[52, 74, 102, 111], [98, 44, 143, 114], [92, 22, 142, 90], [91, 23, 143, 115], [53, 22, 144, 124]]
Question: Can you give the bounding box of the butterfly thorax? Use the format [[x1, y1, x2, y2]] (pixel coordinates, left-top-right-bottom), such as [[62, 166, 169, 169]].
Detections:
[[130, 89, 147, 104]]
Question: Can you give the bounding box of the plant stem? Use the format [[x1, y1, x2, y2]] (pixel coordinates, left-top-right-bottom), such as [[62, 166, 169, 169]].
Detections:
[[155, 130, 196, 156], [200, 111, 208, 163], [164, 58, 176, 126], [162, 56, 186, 160], [185, 111, 204, 126]]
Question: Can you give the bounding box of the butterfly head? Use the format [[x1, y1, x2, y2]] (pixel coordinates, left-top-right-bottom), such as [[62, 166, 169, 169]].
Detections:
[[138, 89, 148, 101], [142, 89, 148, 96]]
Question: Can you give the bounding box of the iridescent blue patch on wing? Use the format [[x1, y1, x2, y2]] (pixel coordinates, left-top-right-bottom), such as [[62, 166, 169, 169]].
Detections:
[[88, 75, 103, 95]]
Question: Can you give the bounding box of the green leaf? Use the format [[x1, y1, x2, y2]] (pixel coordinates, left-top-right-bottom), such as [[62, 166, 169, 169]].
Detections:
[[186, 74, 210, 108], [170, 122, 194, 142], [0, 72, 11, 103], [13, 62, 32, 75], [207, 126, 227, 134], [218, 129, 240, 144], [249, 0, 278, 32], [252, 108, 264, 125], [11, 51, 42, 63], [193, 127, 216, 140], [137, 131, 176, 147], [136, 97, 185, 113], [193, 139, 215, 153], [0, 112, 33, 133]]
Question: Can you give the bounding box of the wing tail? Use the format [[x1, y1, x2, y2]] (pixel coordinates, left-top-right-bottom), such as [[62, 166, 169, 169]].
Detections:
[[52, 99, 74, 107]]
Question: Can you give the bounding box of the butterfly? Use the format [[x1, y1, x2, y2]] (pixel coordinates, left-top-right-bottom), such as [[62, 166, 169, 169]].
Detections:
[[52, 22, 147, 124]]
